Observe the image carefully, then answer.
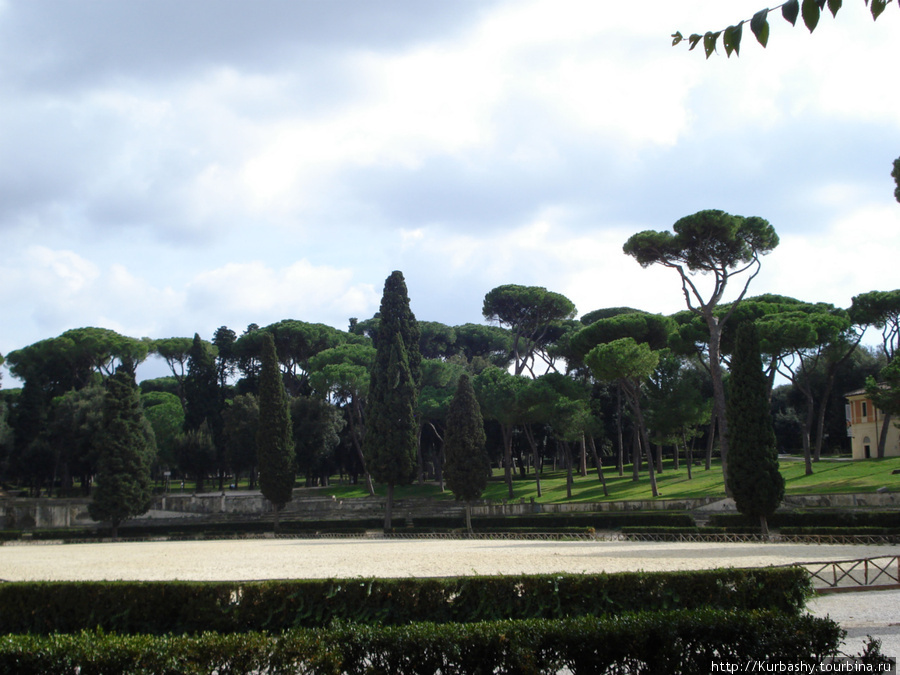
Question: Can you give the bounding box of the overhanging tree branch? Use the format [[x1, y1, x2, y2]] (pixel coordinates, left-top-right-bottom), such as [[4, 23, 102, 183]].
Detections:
[[673, 0, 896, 58]]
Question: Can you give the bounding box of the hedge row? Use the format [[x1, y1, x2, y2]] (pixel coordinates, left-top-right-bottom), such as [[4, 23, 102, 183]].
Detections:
[[467, 512, 695, 530], [1, 512, 699, 541], [0, 568, 812, 635], [709, 510, 900, 529], [0, 610, 843, 675], [779, 526, 900, 536]]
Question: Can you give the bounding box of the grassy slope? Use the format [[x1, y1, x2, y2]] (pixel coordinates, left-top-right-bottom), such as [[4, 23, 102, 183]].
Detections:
[[311, 457, 900, 504]]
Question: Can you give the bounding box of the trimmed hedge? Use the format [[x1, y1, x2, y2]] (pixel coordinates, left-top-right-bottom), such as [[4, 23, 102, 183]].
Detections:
[[779, 526, 900, 536], [0, 568, 812, 635], [0, 610, 843, 675], [710, 510, 900, 529], [12, 518, 402, 542], [1, 512, 700, 542], [470, 512, 695, 530]]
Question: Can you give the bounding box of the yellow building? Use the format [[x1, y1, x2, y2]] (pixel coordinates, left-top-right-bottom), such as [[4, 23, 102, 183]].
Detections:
[[845, 388, 900, 459]]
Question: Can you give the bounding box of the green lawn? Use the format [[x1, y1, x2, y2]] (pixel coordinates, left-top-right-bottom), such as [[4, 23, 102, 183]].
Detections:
[[297, 456, 900, 504]]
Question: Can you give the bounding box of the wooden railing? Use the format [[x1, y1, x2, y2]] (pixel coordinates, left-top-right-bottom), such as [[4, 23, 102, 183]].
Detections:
[[788, 555, 900, 592]]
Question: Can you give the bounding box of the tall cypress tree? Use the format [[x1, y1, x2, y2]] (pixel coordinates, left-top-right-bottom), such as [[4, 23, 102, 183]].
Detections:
[[726, 322, 784, 536], [364, 271, 421, 531], [88, 366, 154, 538], [182, 334, 223, 489], [183, 334, 220, 432], [444, 373, 489, 533], [256, 331, 295, 532]]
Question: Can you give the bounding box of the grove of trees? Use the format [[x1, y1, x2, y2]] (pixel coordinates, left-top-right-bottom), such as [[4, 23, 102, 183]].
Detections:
[[1, 209, 898, 531]]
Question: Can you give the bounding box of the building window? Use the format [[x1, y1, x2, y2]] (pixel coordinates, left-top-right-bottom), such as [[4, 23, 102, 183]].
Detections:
[[862, 401, 868, 419]]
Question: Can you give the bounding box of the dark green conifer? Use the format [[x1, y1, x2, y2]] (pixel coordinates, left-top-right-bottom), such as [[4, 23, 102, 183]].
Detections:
[[183, 334, 220, 432], [183, 333, 227, 488], [256, 331, 295, 532], [444, 373, 489, 533], [726, 322, 784, 536], [364, 271, 421, 531], [88, 366, 154, 538]]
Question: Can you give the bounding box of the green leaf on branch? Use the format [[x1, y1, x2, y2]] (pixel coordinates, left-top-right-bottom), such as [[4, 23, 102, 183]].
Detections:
[[870, 0, 888, 19], [723, 22, 744, 57], [782, 0, 800, 25], [688, 33, 703, 50], [703, 31, 721, 58], [827, 0, 842, 17], [751, 9, 771, 46], [672, 31, 684, 46], [802, 0, 821, 31]]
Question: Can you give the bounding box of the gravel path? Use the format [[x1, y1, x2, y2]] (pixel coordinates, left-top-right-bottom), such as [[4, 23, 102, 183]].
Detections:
[[2, 538, 899, 581], [2, 538, 899, 660], [808, 590, 900, 659]]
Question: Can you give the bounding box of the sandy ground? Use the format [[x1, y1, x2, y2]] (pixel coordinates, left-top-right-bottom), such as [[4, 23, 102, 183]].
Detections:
[[3, 538, 900, 582], [2, 538, 899, 659]]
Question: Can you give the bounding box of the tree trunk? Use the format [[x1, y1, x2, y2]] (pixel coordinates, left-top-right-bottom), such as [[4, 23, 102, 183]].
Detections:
[[682, 428, 693, 480], [465, 501, 473, 534], [801, 386, 814, 476], [588, 435, 609, 497], [384, 483, 394, 532], [616, 386, 625, 476], [561, 440, 573, 499], [655, 444, 663, 474], [501, 423, 514, 500], [349, 398, 376, 496], [426, 421, 446, 491], [523, 425, 542, 498], [632, 428, 641, 481], [760, 513, 770, 539], [878, 413, 891, 459], [579, 435, 588, 477], [416, 423, 425, 486], [638, 418, 658, 498], [813, 376, 835, 461], [273, 506, 280, 534], [625, 380, 657, 498], [706, 315, 730, 488], [705, 415, 716, 471]]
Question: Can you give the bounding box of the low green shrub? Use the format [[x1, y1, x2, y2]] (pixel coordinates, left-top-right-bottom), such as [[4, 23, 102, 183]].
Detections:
[[29, 529, 99, 541], [710, 510, 900, 529], [619, 526, 701, 534], [472, 512, 695, 530], [0, 610, 843, 675], [0, 568, 812, 635], [779, 526, 900, 536]]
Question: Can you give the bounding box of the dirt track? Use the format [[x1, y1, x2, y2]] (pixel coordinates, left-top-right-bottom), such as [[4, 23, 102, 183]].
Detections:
[[2, 537, 899, 581]]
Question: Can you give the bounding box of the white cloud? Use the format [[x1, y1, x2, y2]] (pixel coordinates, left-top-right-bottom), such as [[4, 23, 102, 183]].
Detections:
[[26, 246, 100, 296], [0, 248, 183, 352], [2, 0, 899, 387], [755, 204, 900, 309], [186, 259, 379, 329]]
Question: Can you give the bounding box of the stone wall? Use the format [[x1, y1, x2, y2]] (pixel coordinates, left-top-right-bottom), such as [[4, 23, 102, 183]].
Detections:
[[0, 492, 465, 530], [1, 491, 897, 531]]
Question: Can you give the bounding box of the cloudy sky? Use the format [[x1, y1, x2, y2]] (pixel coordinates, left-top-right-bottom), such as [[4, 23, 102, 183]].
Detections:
[[1, 0, 898, 385]]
